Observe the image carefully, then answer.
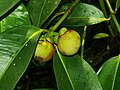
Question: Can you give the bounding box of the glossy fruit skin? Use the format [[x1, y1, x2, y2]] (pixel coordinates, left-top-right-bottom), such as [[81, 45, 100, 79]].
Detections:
[[35, 40, 55, 62], [57, 30, 81, 55]]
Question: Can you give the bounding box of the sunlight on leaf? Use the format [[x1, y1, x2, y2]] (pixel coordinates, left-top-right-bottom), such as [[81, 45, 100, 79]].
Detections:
[[0, 3, 31, 32], [0, 34, 41, 90], [0, 25, 43, 80]]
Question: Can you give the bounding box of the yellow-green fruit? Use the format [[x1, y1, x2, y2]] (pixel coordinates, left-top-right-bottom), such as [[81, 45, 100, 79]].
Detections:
[[35, 40, 55, 62], [57, 30, 81, 55]]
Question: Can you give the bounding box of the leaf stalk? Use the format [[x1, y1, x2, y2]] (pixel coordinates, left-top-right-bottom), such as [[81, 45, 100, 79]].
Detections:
[[51, 0, 81, 31]]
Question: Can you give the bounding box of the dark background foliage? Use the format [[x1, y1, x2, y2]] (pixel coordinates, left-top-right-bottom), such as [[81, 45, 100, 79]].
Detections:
[[12, 0, 120, 89]]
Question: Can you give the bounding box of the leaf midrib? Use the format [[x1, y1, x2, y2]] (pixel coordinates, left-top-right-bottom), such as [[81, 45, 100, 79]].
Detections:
[[0, 29, 43, 79], [38, 0, 46, 27], [55, 45, 75, 90], [111, 55, 120, 90]]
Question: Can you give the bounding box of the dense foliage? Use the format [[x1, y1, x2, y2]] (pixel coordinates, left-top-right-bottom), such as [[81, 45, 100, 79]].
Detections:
[[0, 0, 120, 90]]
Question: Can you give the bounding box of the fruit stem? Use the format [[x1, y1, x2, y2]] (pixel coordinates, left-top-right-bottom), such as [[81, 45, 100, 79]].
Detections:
[[105, 0, 120, 33], [43, 12, 65, 28], [111, 14, 120, 33], [81, 26, 87, 59], [50, 0, 81, 31], [99, 0, 116, 37], [105, 0, 114, 14]]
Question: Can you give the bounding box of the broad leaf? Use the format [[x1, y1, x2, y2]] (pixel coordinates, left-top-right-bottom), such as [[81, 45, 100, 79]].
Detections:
[[0, 25, 43, 81], [59, 3, 106, 26], [93, 33, 109, 39], [0, 34, 40, 90], [0, 4, 31, 33], [97, 55, 120, 90], [115, 0, 120, 12], [27, 0, 61, 27], [0, 0, 20, 17], [53, 49, 103, 90]]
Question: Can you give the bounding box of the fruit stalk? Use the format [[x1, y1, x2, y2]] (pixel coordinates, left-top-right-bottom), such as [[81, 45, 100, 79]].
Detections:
[[81, 26, 87, 59], [51, 0, 81, 31], [105, 0, 120, 33]]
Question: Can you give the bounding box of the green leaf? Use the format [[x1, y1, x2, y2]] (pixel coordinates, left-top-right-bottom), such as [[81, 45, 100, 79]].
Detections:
[[0, 4, 31, 33], [27, 0, 61, 27], [115, 0, 120, 12], [97, 55, 120, 90], [93, 33, 109, 39], [53, 48, 103, 90], [60, 3, 106, 26], [0, 0, 20, 17], [0, 25, 43, 88], [0, 34, 40, 90]]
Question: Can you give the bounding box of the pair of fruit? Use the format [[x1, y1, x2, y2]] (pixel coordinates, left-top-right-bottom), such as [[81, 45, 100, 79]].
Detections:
[[35, 28, 81, 62]]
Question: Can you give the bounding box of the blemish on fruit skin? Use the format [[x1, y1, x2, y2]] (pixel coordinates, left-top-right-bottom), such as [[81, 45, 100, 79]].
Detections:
[[35, 40, 55, 62], [35, 56, 43, 61]]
